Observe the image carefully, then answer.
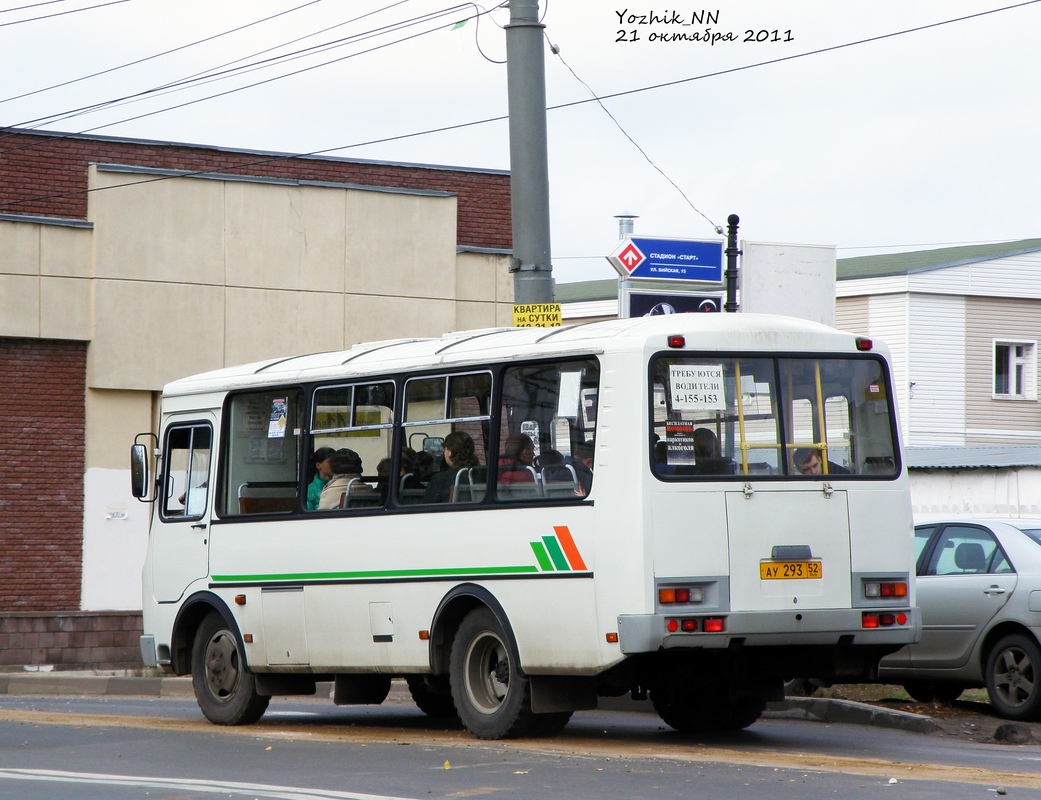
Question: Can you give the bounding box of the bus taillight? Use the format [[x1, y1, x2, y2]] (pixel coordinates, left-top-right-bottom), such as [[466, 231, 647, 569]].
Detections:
[[665, 617, 724, 633], [703, 617, 724, 633], [864, 580, 908, 598], [862, 612, 908, 628], [658, 586, 705, 604]]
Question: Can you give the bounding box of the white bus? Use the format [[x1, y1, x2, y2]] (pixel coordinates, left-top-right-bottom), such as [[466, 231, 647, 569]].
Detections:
[[132, 313, 918, 739]]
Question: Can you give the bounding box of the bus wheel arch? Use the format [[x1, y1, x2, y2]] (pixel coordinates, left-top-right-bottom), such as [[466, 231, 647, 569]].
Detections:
[[171, 591, 240, 675], [429, 584, 518, 676]]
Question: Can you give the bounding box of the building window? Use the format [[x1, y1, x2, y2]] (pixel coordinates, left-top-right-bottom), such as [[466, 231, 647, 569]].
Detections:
[[993, 341, 1037, 400]]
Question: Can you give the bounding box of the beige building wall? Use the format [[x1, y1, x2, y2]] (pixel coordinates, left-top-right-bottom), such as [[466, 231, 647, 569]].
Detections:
[[965, 296, 1041, 443], [0, 218, 93, 340], [834, 296, 869, 336], [2, 165, 513, 611]]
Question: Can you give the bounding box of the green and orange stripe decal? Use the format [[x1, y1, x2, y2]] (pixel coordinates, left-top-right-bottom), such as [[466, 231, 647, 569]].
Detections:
[[529, 525, 588, 572], [211, 525, 589, 584]]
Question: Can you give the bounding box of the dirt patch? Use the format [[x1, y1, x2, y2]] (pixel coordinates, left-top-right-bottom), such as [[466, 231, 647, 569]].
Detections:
[[812, 684, 1041, 744]]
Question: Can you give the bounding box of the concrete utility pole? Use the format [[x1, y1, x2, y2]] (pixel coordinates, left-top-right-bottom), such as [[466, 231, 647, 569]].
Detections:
[[505, 0, 553, 304]]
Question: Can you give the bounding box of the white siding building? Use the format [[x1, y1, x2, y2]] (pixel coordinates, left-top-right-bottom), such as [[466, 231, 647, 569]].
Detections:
[[835, 239, 1041, 448]]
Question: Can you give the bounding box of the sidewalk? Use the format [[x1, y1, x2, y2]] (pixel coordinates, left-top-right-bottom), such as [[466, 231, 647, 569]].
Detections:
[[0, 670, 940, 734]]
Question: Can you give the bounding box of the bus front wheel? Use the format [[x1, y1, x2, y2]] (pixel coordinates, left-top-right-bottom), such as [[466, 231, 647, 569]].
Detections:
[[449, 607, 536, 739], [191, 612, 269, 726]]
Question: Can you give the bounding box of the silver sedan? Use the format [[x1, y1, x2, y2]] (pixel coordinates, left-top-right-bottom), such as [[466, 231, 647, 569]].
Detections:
[[877, 518, 1041, 720]]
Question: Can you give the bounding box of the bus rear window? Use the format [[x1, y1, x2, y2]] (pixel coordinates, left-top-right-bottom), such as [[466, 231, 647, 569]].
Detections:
[[650, 355, 898, 479]]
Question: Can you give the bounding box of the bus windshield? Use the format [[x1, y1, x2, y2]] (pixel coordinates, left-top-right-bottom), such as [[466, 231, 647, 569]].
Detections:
[[651, 354, 898, 479]]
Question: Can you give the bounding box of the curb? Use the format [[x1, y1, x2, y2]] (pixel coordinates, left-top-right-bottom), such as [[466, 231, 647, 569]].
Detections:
[[0, 674, 196, 700], [0, 675, 938, 734]]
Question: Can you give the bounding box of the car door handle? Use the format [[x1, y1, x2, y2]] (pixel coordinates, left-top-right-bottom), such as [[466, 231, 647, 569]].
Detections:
[[983, 586, 1007, 596]]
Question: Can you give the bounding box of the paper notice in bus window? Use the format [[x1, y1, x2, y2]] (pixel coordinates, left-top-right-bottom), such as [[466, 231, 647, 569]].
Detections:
[[666, 422, 695, 466], [669, 365, 725, 411], [557, 371, 582, 418], [268, 398, 287, 438]]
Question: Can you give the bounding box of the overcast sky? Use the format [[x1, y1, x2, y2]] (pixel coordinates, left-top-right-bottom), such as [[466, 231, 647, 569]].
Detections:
[[2, 0, 1039, 283]]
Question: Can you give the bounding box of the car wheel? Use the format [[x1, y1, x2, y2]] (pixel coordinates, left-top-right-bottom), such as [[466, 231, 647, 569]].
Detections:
[[985, 634, 1041, 721]]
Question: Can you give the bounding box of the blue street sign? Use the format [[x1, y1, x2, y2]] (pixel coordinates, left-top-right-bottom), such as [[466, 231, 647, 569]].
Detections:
[[608, 237, 724, 282]]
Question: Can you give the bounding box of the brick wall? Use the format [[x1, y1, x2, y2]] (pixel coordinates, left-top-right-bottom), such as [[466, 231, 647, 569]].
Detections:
[[0, 338, 86, 612], [0, 611, 142, 671], [0, 128, 512, 250]]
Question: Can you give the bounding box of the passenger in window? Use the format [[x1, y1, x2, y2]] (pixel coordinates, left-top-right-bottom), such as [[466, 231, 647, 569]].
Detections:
[[793, 448, 849, 476], [563, 442, 594, 496], [691, 428, 734, 475], [319, 448, 375, 509], [413, 450, 435, 486], [498, 433, 536, 485], [376, 448, 424, 503], [375, 457, 392, 503], [306, 447, 335, 511], [693, 428, 720, 460], [423, 431, 480, 503]]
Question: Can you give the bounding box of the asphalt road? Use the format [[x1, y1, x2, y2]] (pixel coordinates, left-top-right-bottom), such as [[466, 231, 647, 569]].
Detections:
[[0, 680, 1039, 799]]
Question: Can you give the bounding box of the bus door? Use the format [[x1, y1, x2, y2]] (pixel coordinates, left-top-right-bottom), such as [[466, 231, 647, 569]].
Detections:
[[725, 487, 852, 612], [151, 417, 215, 602]]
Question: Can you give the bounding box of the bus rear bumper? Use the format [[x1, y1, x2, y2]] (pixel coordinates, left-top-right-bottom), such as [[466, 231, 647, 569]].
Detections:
[[617, 607, 920, 654]]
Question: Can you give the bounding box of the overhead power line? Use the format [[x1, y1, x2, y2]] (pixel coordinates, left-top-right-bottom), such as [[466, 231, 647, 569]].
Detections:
[[2, 2, 488, 138], [0, 0, 128, 27], [2, 0, 1039, 209], [546, 34, 722, 235], [1, 0, 326, 106]]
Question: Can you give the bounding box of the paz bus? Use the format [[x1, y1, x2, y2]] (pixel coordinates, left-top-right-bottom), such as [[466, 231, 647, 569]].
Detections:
[[131, 313, 918, 739]]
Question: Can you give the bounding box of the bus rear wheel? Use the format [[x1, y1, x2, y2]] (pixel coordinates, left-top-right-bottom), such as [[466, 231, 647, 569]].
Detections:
[[449, 607, 537, 739], [191, 612, 269, 726], [651, 682, 764, 733]]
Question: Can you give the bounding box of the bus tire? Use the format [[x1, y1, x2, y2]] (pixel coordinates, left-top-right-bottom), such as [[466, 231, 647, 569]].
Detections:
[[406, 675, 458, 720], [191, 612, 269, 726], [529, 710, 573, 736], [449, 607, 536, 739], [721, 695, 766, 731], [651, 686, 724, 732]]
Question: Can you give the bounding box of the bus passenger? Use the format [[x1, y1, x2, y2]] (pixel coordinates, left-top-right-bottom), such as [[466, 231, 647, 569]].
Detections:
[[413, 450, 435, 485], [498, 433, 536, 485], [693, 428, 719, 460], [377, 448, 423, 502], [306, 447, 335, 511], [793, 447, 849, 476], [319, 448, 374, 509], [563, 442, 594, 496], [423, 431, 480, 503]]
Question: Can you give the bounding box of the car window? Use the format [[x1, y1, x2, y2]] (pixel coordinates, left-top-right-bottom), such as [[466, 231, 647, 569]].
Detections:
[[923, 525, 1008, 576], [1017, 528, 1041, 547], [913, 525, 936, 573]]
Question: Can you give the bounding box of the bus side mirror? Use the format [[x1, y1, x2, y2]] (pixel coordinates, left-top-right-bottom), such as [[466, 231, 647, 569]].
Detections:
[[130, 443, 151, 500]]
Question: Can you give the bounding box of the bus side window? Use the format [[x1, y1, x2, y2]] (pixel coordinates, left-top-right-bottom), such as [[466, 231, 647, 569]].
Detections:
[[498, 359, 599, 501], [307, 382, 394, 512], [221, 391, 304, 516], [403, 372, 492, 505]]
